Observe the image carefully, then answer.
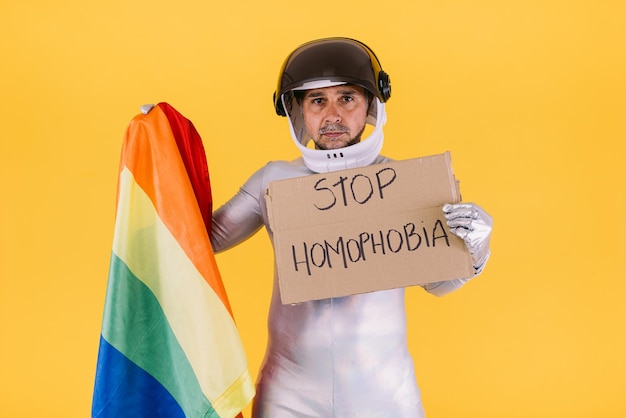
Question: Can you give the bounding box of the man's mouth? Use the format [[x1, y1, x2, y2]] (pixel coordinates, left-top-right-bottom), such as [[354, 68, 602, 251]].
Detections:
[[322, 131, 347, 139]]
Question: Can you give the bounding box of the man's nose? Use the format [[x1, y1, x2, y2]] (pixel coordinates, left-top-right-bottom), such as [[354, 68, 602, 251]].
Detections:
[[324, 102, 341, 124]]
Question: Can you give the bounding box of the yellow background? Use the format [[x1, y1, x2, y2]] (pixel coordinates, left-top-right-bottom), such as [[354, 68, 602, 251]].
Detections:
[[1, 0, 624, 416]]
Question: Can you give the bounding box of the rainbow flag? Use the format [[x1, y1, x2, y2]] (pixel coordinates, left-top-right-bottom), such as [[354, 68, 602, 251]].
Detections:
[[92, 102, 255, 417]]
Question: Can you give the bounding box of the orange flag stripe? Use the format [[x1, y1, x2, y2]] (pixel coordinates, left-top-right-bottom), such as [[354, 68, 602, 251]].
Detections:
[[118, 105, 233, 316]]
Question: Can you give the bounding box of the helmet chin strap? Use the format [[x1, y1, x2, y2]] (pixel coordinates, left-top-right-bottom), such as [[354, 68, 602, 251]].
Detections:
[[284, 98, 387, 173]]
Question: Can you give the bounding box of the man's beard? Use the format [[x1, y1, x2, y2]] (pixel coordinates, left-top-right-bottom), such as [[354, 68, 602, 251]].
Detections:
[[313, 123, 366, 150]]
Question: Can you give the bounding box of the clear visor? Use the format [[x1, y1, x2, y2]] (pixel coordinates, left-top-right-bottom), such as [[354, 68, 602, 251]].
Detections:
[[281, 80, 379, 147]]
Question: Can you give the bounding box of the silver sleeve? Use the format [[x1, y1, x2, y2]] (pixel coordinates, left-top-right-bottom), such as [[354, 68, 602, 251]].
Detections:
[[210, 170, 265, 253]]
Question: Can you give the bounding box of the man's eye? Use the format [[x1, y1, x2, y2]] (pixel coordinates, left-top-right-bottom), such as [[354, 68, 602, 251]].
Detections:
[[342, 96, 354, 102], [311, 98, 324, 104]]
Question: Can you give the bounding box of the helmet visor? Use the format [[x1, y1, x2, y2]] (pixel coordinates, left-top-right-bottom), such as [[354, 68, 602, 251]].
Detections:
[[277, 38, 380, 102]]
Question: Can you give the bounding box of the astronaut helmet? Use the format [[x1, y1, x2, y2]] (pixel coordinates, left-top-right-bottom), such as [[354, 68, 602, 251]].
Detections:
[[273, 37, 391, 173]]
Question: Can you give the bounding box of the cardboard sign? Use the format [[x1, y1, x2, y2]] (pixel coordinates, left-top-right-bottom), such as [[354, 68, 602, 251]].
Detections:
[[265, 152, 474, 304]]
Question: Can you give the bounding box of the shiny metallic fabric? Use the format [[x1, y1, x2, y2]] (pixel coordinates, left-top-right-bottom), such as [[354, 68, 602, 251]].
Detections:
[[211, 156, 474, 418]]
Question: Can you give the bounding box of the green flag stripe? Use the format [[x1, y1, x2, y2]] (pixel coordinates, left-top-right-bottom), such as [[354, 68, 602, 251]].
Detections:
[[102, 253, 217, 418]]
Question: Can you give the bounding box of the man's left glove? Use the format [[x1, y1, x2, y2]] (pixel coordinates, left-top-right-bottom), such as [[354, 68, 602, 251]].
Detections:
[[443, 202, 493, 275]]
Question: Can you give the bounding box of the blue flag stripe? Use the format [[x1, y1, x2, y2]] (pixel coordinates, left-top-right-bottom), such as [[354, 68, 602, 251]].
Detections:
[[92, 337, 186, 418]]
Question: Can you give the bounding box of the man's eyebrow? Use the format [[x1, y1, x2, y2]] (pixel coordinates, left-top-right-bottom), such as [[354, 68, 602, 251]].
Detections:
[[304, 91, 326, 98], [336, 88, 360, 95]]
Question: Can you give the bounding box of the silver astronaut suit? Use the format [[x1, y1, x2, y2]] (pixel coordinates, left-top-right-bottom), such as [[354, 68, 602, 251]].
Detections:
[[210, 38, 488, 418]]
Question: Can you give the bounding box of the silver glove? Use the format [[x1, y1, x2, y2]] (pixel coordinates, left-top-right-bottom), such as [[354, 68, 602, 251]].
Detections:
[[443, 202, 492, 275], [140, 104, 155, 114]]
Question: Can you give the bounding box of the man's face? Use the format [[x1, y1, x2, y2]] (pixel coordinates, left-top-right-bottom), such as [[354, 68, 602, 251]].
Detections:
[[301, 85, 369, 150]]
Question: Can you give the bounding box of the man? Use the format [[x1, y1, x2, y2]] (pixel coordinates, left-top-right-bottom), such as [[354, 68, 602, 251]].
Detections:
[[210, 37, 492, 418]]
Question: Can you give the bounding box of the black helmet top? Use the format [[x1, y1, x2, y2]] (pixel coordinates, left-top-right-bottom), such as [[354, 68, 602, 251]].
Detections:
[[274, 37, 391, 116]]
